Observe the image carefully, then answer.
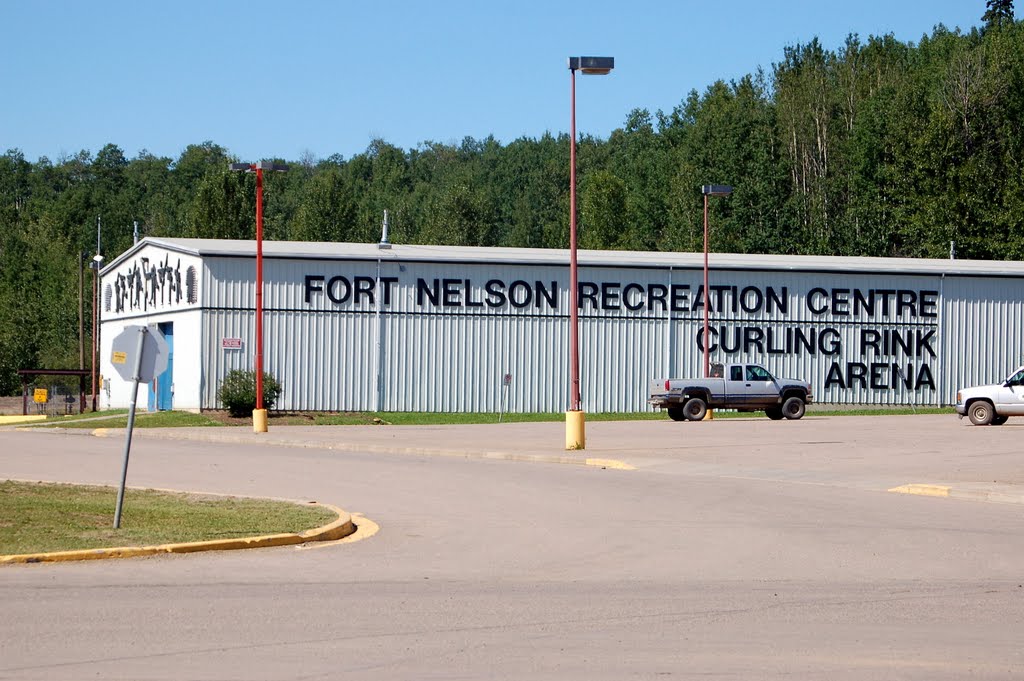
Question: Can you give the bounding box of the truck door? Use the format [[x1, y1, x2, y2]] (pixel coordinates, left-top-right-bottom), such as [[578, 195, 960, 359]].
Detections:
[[996, 368, 1024, 415], [726, 365, 747, 405], [742, 365, 777, 408]]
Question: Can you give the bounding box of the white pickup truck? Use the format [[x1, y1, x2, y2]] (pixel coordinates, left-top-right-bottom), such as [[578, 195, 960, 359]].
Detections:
[[649, 362, 813, 422], [955, 365, 1024, 425]]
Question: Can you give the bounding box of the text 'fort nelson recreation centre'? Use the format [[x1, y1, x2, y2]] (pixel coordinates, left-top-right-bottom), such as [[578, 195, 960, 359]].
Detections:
[[98, 238, 1024, 413]]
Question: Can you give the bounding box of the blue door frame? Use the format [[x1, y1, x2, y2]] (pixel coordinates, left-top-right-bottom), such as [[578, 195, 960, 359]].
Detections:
[[147, 323, 174, 411]]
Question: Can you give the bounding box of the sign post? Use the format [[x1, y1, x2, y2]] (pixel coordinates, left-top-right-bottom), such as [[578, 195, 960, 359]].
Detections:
[[499, 373, 512, 423], [109, 324, 169, 529]]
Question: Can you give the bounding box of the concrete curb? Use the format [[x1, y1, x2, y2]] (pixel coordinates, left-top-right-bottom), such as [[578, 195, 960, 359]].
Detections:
[[86, 427, 637, 470], [888, 483, 1024, 505], [0, 501, 355, 566]]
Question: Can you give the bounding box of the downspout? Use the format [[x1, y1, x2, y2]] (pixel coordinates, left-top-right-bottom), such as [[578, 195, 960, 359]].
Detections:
[[666, 265, 674, 379], [375, 210, 392, 413], [936, 272, 946, 407]]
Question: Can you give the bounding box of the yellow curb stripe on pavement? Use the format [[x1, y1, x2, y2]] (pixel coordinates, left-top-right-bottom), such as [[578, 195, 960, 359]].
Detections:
[[586, 458, 635, 471], [889, 483, 1024, 505], [888, 484, 951, 497], [88, 427, 636, 470], [0, 502, 355, 566]]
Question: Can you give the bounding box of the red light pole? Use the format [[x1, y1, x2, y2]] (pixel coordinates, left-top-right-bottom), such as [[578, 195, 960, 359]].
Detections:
[[230, 161, 289, 433], [566, 56, 613, 450], [90, 214, 104, 412], [700, 184, 733, 379], [90, 256, 102, 411]]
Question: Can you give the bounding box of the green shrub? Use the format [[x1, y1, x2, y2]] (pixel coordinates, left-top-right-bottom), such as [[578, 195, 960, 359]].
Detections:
[[217, 370, 282, 417]]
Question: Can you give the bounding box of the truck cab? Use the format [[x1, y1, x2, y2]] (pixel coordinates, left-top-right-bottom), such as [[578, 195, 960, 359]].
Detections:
[[955, 365, 1024, 425]]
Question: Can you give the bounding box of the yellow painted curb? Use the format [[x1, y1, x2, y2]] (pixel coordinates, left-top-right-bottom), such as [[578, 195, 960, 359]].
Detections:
[[0, 502, 356, 565], [586, 458, 635, 471], [0, 415, 48, 425], [888, 483, 1024, 505], [888, 484, 951, 497]]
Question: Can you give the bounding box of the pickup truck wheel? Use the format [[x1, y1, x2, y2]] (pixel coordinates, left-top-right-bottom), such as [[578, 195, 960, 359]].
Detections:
[[683, 398, 707, 422], [765, 407, 784, 420], [667, 406, 686, 422], [992, 414, 1008, 426], [781, 396, 806, 420], [968, 401, 994, 426]]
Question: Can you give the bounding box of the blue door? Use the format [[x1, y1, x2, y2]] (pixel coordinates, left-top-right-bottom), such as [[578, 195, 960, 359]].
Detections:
[[147, 323, 174, 411]]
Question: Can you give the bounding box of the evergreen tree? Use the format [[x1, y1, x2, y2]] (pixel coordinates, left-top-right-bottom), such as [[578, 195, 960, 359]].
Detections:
[[983, 0, 1014, 29]]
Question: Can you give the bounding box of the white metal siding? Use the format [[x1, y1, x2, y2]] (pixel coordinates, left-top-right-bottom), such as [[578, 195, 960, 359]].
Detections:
[[941, 276, 1024, 400], [102, 239, 1024, 413]]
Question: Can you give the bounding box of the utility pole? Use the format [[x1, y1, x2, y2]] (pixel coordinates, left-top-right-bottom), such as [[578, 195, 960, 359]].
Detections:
[[91, 216, 103, 411], [78, 252, 84, 369]]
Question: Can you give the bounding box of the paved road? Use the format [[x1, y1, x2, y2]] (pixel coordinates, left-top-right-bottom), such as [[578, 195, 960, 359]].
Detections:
[[1, 415, 1023, 680]]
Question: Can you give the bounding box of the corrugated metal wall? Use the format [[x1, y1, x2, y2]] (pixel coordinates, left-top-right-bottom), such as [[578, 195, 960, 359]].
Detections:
[[941, 275, 1024, 399], [199, 254, 1024, 412]]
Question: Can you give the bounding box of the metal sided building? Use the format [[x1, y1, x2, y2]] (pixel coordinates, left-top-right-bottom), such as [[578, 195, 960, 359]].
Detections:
[[97, 237, 1024, 413]]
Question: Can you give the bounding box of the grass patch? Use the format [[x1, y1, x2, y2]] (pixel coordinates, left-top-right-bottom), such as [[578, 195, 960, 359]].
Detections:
[[304, 411, 666, 426], [51, 410, 223, 429], [305, 407, 949, 424], [28, 406, 954, 429], [809, 406, 950, 416], [0, 481, 337, 555]]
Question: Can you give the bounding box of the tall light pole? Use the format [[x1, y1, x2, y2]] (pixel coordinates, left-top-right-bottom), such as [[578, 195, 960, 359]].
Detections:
[[566, 56, 613, 450], [230, 161, 289, 433], [90, 216, 103, 412], [701, 184, 732, 379], [79, 251, 85, 370], [90, 254, 104, 411]]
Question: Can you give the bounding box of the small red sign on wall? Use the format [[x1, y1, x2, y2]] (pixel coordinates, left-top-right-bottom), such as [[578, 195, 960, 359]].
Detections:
[[222, 337, 243, 350]]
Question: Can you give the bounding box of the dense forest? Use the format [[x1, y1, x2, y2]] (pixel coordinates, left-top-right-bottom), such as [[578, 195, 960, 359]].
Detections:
[[1, 4, 1021, 395]]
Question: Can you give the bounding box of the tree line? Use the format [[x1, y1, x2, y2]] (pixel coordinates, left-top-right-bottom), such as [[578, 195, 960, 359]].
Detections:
[[1, 5, 1020, 395]]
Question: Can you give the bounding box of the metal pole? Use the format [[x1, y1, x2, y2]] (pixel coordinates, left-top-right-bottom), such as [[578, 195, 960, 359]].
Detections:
[[79, 252, 84, 370], [92, 216, 102, 411], [114, 326, 148, 529], [255, 166, 264, 412], [375, 253, 383, 413], [569, 66, 580, 412], [703, 193, 710, 378], [91, 264, 98, 411]]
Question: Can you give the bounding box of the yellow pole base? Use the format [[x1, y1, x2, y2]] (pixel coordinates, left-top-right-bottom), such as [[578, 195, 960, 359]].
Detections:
[[253, 408, 268, 433], [703, 408, 714, 421], [565, 410, 586, 450]]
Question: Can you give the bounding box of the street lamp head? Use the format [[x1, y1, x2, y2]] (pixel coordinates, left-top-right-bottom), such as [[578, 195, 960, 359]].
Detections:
[[568, 56, 614, 75], [702, 184, 733, 196], [230, 162, 290, 173], [257, 161, 290, 172]]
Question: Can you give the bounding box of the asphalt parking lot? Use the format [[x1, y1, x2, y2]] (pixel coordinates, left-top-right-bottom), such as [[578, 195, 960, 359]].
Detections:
[[3, 412, 1024, 680], [42, 411, 1024, 503]]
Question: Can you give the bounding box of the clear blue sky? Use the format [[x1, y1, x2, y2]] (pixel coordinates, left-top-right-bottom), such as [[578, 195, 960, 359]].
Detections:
[[2, 0, 984, 164]]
